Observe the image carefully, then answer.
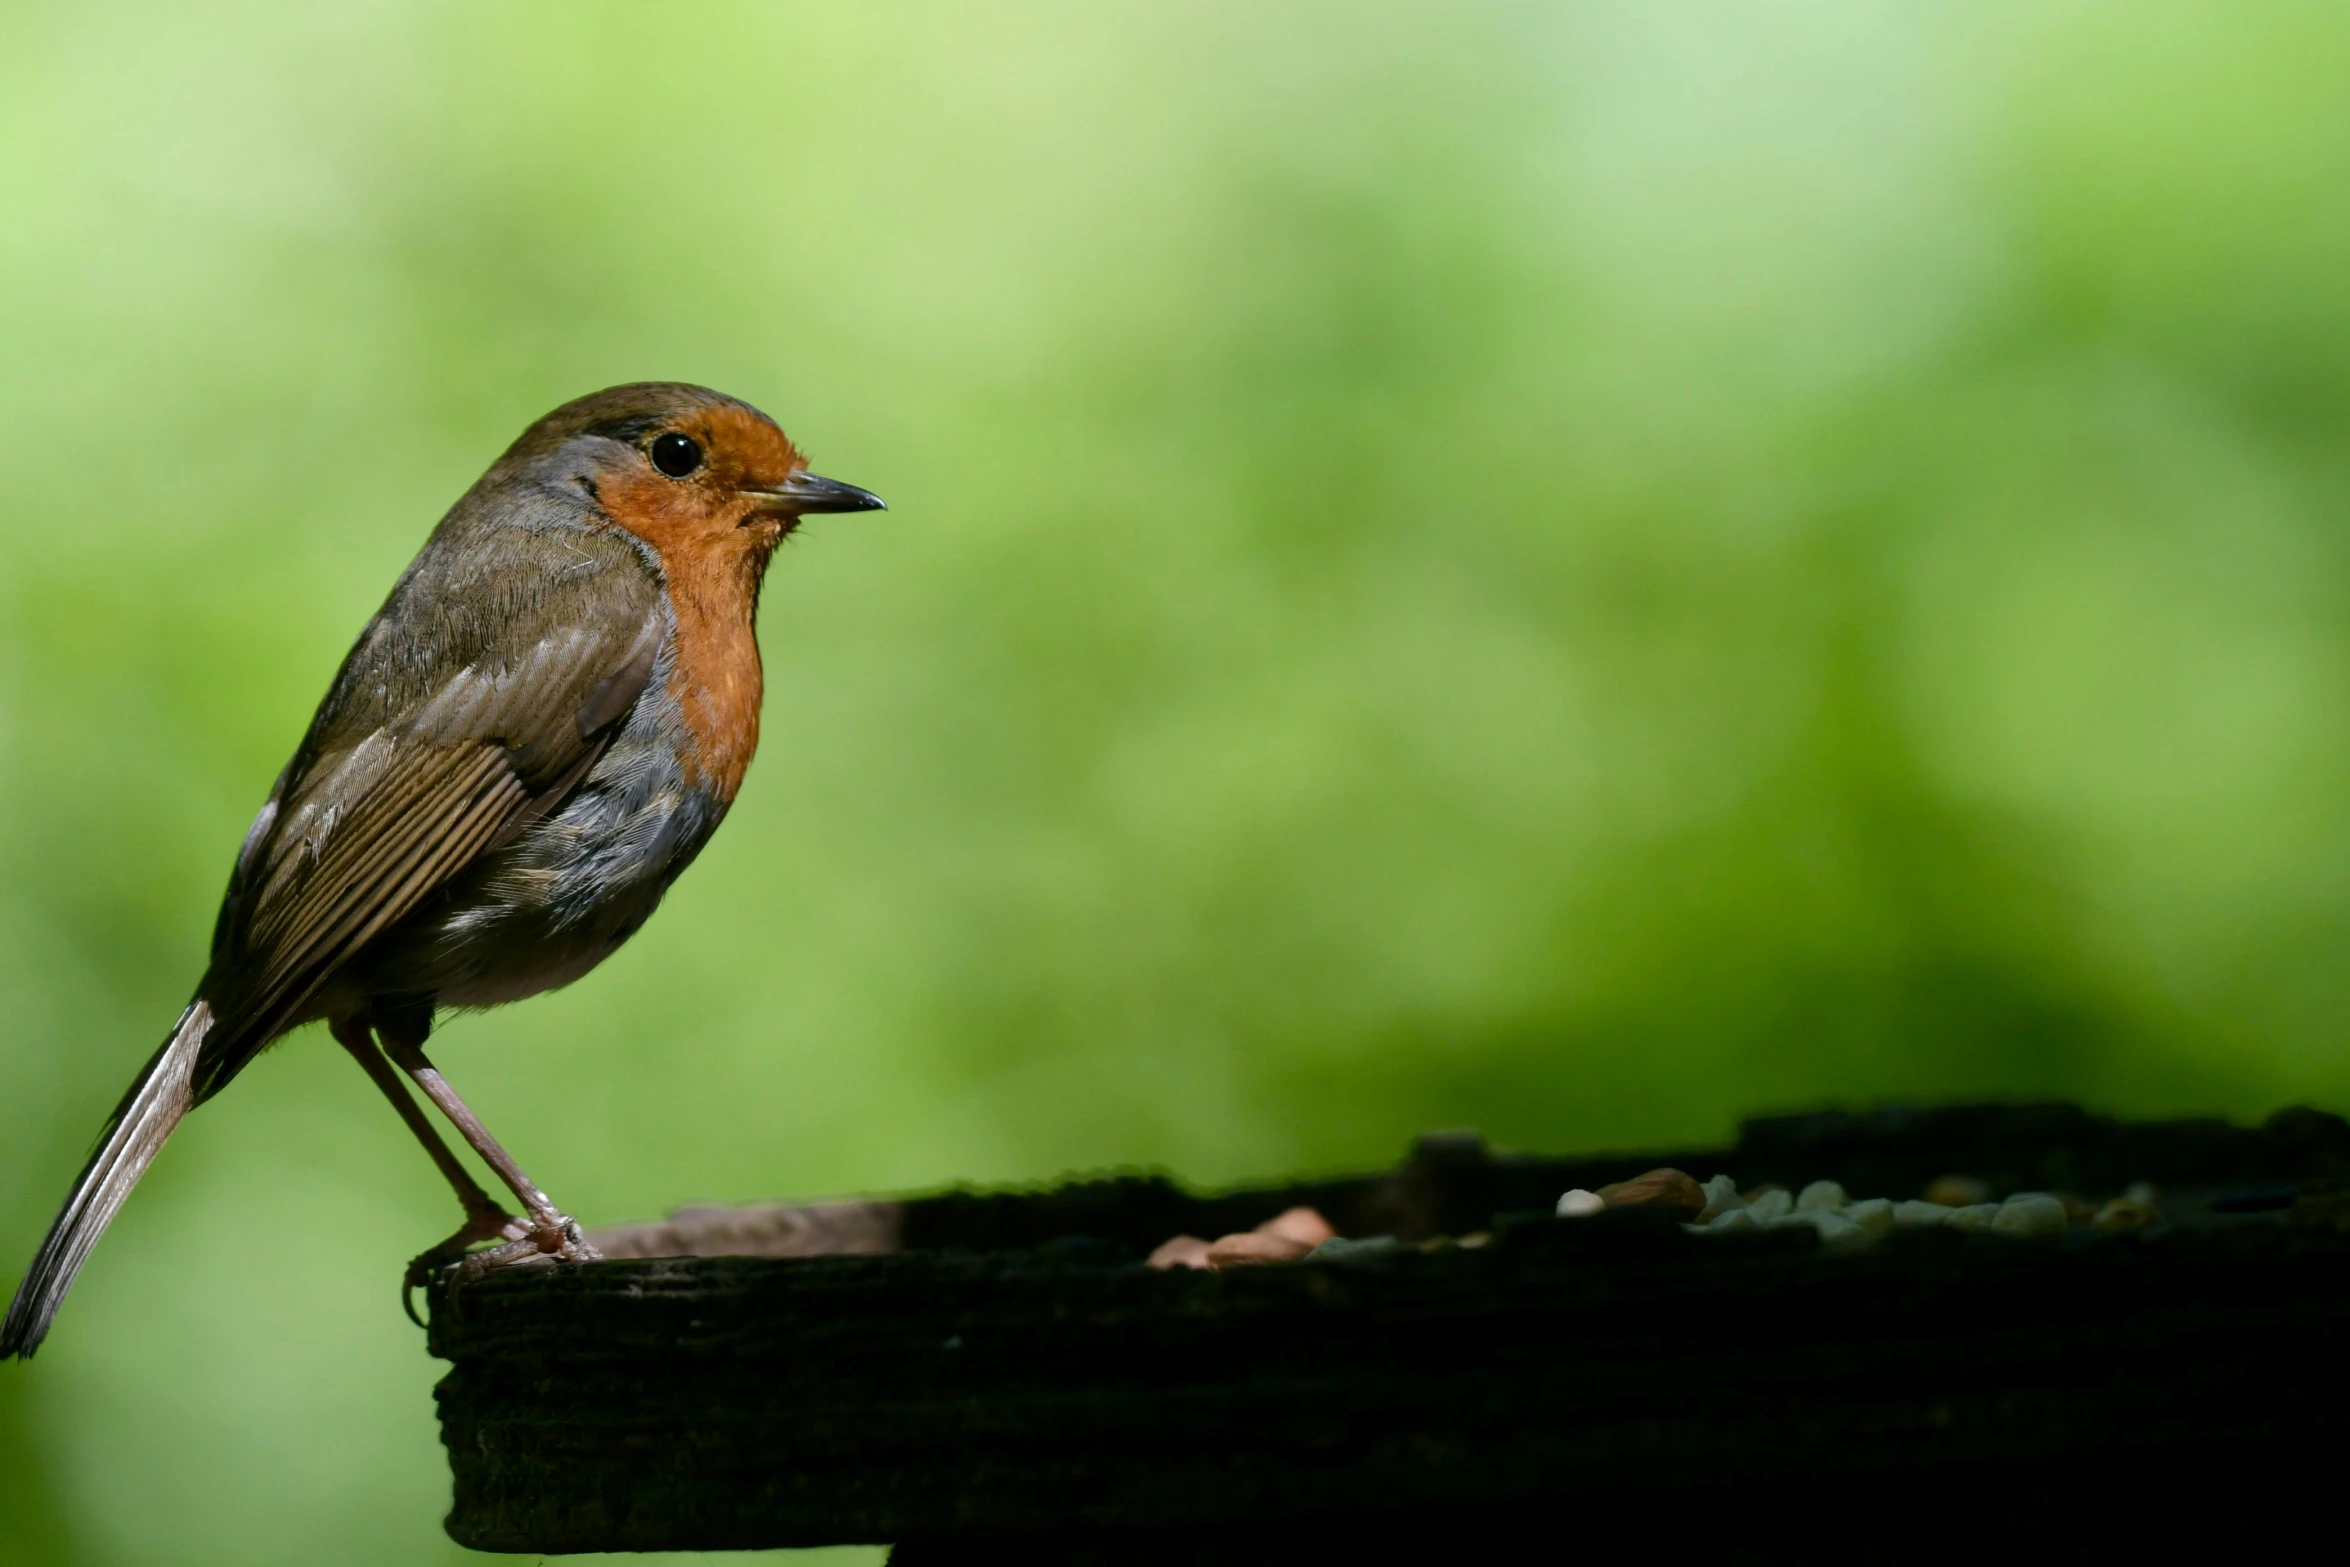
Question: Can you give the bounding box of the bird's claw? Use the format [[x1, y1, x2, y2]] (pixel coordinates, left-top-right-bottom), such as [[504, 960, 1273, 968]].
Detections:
[[400, 1206, 602, 1326], [445, 1213, 601, 1281]]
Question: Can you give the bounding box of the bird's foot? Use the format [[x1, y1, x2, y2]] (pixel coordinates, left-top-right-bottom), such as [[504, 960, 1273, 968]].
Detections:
[[447, 1212, 602, 1282], [401, 1203, 603, 1325], [402, 1202, 532, 1327]]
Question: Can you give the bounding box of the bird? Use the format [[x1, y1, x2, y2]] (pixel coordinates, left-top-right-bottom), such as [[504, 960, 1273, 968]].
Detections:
[[1, 382, 883, 1358]]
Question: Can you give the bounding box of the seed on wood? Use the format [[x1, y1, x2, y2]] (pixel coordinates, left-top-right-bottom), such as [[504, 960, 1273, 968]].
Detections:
[[1595, 1168, 1707, 1221]]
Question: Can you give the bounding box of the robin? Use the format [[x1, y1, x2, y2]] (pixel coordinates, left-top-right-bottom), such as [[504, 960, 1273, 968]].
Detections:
[[1, 382, 883, 1357]]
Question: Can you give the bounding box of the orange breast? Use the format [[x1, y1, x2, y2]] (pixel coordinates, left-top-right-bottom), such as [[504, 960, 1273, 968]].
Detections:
[[597, 473, 776, 803], [656, 549, 767, 802]]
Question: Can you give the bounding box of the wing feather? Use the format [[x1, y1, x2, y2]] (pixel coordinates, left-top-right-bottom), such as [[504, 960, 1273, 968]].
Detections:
[[193, 529, 666, 1100]]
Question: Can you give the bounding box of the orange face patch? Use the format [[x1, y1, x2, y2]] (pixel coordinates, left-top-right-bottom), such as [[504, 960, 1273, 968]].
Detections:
[[593, 404, 809, 803]]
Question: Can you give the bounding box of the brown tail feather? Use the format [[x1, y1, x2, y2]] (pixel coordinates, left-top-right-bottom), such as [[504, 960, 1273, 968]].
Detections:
[[2, 1002, 212, 1358]]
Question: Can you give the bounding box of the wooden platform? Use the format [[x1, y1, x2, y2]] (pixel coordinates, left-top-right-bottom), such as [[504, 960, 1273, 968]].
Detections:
[[425, 1103, 2350, 1560]]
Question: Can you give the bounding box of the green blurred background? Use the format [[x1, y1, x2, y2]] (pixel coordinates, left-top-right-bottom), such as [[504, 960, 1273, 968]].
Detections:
[[7, 1, 2350, 1560]]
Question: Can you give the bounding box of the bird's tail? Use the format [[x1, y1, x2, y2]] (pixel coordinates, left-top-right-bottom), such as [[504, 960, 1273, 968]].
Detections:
[[2, 1001, 212, 1359]]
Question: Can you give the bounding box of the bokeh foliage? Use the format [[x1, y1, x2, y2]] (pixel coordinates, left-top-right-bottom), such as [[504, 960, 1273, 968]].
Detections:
[[7, 2, 2350, 1562]]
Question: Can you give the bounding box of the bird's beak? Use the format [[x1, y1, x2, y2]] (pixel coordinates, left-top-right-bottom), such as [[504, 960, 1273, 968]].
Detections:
[[742, 471, 887, 515]]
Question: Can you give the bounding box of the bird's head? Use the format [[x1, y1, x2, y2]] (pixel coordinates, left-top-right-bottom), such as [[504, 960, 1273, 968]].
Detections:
[[499, 382, 884, 562]]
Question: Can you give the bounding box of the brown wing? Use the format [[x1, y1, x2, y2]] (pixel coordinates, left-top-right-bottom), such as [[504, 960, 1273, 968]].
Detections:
[[193, 526, 664, 1100]]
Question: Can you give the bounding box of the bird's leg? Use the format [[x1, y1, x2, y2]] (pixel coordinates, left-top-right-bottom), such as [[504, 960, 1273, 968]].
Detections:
[[332, 1017, 518, 1239], [330, 1017, 527, 1314], [372, 1016, 601, 1272]]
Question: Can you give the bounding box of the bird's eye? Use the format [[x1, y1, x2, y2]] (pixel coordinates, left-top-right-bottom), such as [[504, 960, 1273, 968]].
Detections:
[[649, 432, 703, 478]]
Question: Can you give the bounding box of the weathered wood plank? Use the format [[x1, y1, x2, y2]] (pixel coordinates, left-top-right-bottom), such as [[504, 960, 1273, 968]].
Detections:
[[427, 1104, 2350, 1558]]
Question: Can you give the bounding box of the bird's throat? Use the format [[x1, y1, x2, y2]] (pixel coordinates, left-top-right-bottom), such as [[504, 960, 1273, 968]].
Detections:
[[652, 531, 772, 804]]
